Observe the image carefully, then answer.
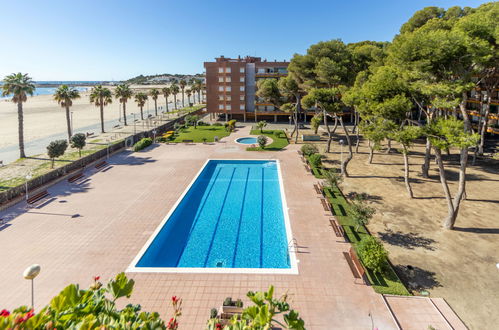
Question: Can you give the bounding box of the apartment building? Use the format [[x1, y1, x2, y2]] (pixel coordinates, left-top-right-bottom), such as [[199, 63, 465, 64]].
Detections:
[[204, 56, 289, 121]]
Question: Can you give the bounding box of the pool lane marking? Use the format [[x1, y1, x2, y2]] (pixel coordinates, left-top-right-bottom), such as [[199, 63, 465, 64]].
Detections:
[[231, 167, 250, 268], [260, 167, 265, 268], [202, 167, 237, 267], [174, 165, 223, 266]]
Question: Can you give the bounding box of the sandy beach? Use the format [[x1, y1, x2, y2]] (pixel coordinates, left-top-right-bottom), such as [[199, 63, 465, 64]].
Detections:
[[0, 85, 190, 156]]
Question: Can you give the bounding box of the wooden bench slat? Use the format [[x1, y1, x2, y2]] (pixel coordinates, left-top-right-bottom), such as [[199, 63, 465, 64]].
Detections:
[[349, 248, 366, 278], [95, 161, 107, 169], [27, 190, 49, 204], [343, 252, 361, 279], [68, 173, 84, 183]]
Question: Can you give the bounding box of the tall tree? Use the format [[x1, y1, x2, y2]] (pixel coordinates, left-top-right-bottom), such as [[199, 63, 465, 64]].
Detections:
[[149, 88, 160, 116], [179, 79, 187, 107], [89, 85, 112, 133], [278, 76, 304, 143], [392, 125, 422, 198], [170, 83, 180, 110], [186, 88, 192, 106], [53, 85, 81, 142], [1, 73, 35, 158], [114, 84, 133, 126], [161, 86, 171, 112], [134, 92, 148, 120]]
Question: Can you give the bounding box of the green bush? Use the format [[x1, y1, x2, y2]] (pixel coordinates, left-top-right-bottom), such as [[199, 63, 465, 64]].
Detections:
[[210, 308, 218, 319], [350, 199, 376, 231], [258, 135, 268, 149], [357, 236, 388, 274], [133, 137, 153, 151], [301, 144, 318, 156], [70, 133, 86, 157], [323, 168, 343, 188], [47, 139, 68, 168], [212, 122, 223, 126], [197, 121, 211, 126], [308, 153, 323, 168]]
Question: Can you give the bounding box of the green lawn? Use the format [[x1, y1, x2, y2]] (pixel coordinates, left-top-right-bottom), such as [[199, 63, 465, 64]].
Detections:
[[325, 184, 410, 296], [246, 129, 289, 151], [172, 126, 230, 143]]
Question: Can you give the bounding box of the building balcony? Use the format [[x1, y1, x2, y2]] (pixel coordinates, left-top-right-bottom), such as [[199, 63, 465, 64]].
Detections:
[[255, 73, 287, 78]]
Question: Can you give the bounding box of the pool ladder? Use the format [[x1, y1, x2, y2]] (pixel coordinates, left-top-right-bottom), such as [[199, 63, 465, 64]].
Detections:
[[288, 238, 298, 253]]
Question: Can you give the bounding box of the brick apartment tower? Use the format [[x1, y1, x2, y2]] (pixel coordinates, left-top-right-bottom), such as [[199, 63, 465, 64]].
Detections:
[[204, 56, 289, 122]]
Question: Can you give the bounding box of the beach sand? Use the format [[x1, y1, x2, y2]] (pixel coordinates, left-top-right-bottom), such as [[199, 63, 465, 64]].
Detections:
[[0, 85, 187, 151]]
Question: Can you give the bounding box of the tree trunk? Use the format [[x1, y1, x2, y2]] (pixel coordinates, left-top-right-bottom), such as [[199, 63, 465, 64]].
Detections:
[[355, 112, 360, 153], [99, 103, 105, 133], [402, 146, 413, 198], [331, 116, 338, 134], [140, 106, 144, 120], [181, 91, 185, 107], [294, 94, 301, 144], [478, 97, 491, 155], [123, 102, 128, 126], [65, 105, 72, 142], [165, 97, 169, 112], [367, 140, 374, 164], [339, 117, 353, 177], [324, 110, 333, 153], [385, 139, 392, 153], [17, 102, 26, 158], [421, 138, 431, 178], [174, 95, 177, 110], [434, 148, 456, 229], [154, 100, 158, 116]]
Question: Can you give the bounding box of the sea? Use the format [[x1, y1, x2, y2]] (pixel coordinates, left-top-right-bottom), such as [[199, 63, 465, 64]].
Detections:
[[0, 81, 106, 99]]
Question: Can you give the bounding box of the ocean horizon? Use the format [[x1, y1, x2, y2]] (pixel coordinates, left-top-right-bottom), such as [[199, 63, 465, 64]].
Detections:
[[0, 81, 108, 99]]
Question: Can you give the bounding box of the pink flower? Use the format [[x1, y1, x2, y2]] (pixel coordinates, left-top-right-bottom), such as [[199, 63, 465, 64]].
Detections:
[[0, 309, 9, 317], [93, 276, 100, 281]]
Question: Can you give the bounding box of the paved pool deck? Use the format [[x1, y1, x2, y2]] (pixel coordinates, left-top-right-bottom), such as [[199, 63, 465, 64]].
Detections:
[[0, 125, 464, 329]]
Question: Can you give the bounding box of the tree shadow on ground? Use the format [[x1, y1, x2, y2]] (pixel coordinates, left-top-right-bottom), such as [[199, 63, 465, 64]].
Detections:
[[394, 264, 441, 291], [453, 227, 499, 234], [378, 229, 436, 251], [345, 192, 383, 204]]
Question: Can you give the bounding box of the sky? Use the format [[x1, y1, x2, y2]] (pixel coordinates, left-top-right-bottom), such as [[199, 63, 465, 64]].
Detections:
[[0, 0, 491, 81]]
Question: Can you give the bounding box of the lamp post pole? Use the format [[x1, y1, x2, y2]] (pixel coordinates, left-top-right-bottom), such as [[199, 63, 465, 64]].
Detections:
[[23, 264, 41, 309], [340, 139, 344, 164], [25, 174, 32, 201]]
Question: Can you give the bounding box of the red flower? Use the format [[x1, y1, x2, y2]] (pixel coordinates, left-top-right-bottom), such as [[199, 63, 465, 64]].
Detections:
[[171, 296, 179, 303], [0, 309, 9, 317], [216, 323, 222, 330], [167, 317, 178, 329], [93, 276, 100, 281]]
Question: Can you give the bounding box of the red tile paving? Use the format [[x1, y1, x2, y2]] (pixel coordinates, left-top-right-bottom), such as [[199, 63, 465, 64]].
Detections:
[[0, 125, 463, 329]]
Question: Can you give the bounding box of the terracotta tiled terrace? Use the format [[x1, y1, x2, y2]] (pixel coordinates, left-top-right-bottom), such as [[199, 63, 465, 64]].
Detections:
[[0, 125, 464, 329]]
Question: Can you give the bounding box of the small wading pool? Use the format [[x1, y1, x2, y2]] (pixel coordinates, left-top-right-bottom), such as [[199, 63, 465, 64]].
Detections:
[[128, 159, 297, 274], [235, 137, 258, 144]]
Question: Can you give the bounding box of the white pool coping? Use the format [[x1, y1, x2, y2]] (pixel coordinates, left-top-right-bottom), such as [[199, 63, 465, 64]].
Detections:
[[234, 136, 274, 145], [126, 158, 299, 275]]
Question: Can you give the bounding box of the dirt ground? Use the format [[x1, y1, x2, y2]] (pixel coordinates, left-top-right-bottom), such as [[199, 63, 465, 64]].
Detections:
[[294, 125, 499, 330]]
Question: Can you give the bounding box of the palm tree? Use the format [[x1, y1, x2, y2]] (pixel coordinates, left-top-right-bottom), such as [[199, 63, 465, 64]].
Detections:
[[170, 83, 180, 110], [134, 92, 148, 120], [149, 88, 160, 116], [186, 88, 192, 106], [161, 87, 171, 112], [114, 84, 133, 126], [1, 73, 35, 158], [179, 79, 187, 107], [89, 85, 112, 133], [53, 85, 81, 141]]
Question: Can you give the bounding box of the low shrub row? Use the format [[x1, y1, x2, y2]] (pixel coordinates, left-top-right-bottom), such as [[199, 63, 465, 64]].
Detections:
[[133, 137, 153, 151], [302, 144, 324, 178]]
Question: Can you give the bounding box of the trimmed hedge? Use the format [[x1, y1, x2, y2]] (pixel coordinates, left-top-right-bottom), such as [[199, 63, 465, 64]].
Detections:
[[133, 138, 153, 151]]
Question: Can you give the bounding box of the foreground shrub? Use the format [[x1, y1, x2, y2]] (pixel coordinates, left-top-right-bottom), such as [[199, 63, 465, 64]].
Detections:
[[133, 137, 153, 151], [70, 133, 86, 157], [323, 168, 343, 188], [350, 198, 376, 231], [206, 286, 304, 330], [0, 273, 181, 329], [258, 135, 268, 149], [212, 122, 223, 126], [308, 153, 323, 168], [357, 236, 388, 274], [301, 144, 318, 156]]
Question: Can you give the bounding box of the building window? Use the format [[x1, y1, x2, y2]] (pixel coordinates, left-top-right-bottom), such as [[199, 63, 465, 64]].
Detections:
[[226, 67, 231, 73], [218, 67, 224, 73], [218, 104, 224, 110], [240, 67, 245, 73], [218, 86, 224, 92], [218, 77, 224, 83], [226, 77, 231, 82], [240, 77, 245, 82], [226, 86, 231, 92], [226, 105, 231, 110], [226, 95, 231, 101], [257, 68, 265, 73], [218, 95, 224, 101], [240, 104, 245, 110], [240, 86, 245, 92], [240, 95, 245, 101]]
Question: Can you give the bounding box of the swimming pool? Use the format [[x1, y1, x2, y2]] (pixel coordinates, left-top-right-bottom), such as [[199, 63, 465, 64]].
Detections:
[[235, 137, 258, 144], [128, 159, 297, 274]]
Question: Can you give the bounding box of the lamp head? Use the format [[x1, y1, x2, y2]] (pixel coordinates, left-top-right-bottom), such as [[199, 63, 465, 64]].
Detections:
[[23, 264, 41, 280]]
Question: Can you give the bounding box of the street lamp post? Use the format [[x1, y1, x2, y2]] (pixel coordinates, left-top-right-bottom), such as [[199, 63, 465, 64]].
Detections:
[[25, 174, 32, 201], [23, 264, 41, 309]]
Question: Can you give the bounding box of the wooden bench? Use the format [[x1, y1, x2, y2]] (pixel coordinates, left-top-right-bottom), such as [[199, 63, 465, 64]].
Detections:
[[320, 198, 331, 212], [182, 139, 194, 144], [343, 247, 366, 284], [304, 163, 313, 174], [329, 218, 345, 238], [68, 172, 84, 183], [95, 161, 107, 170], [313, 184, 322, 195], [27, 190, 49, 205], [297, 150, 303, 156]]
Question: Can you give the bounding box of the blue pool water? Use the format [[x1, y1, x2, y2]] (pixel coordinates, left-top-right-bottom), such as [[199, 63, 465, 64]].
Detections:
[[136, 160, 290, 269], [236, 137, 258, 144]]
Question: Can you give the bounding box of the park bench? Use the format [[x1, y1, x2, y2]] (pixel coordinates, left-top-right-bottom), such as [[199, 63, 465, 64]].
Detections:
[[320, 198, 331, 212], [313, 183, 323, 195], [95, 161, 108, 170], [329, 218, 345, 239], [297, 150, 303, 156], [68, 172, 84, 183], [27, 190, 49, 205], [343, 247, 366, 284], [182, 139, 194, 144], [86, 132, 94, 138], [304, 163, 313, 174]]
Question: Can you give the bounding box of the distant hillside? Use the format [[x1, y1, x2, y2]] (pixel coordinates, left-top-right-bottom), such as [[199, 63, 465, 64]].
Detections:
[[126, 73, 204, 85]]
